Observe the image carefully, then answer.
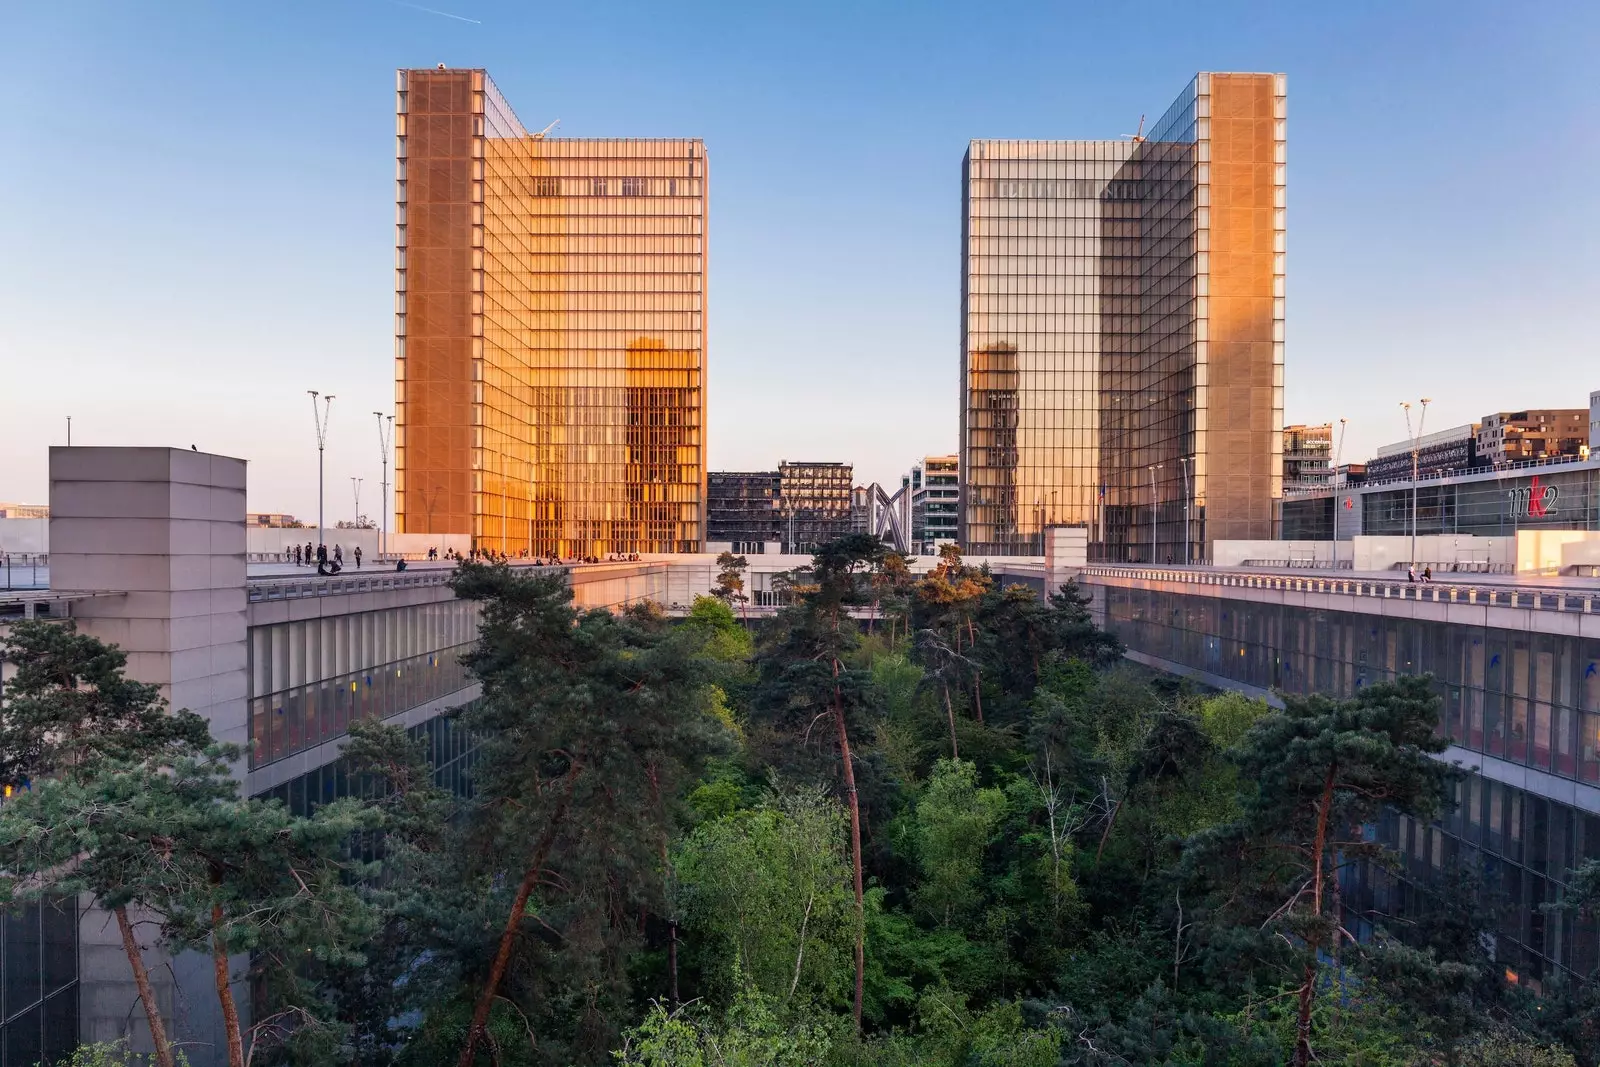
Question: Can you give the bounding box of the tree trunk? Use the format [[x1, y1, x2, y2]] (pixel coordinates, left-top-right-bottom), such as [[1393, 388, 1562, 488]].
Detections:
[[1095, 797, 1123, 864], [210, 903, 245, 1067], [115, 906, 175, 1067], [1293, 762, 1339, 1067], [459, 778, 575, 1067], [972, 672, 984, 725], [669, 921, 680, 1005], [942, 682, 959, 759], [833, 657, 865, 1033]]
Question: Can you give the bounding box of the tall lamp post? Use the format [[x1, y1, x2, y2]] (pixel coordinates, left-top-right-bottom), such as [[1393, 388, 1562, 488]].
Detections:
[[351, 477, 363, 529], [1401, 398, 1431, 569], [308, 391, 335, 553], [1178, 457, 1190, 565], [1332, 417, 1348, 570], [375, 412, 393, 562], [1147, 463, 1162, 564]]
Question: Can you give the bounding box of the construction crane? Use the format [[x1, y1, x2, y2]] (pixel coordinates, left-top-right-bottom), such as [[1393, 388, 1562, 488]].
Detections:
[[532, 119, 561, 140], [1122, 114, 1146, 143]]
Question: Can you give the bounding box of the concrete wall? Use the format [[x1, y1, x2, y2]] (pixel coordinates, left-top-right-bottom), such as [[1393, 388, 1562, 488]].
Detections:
[[49, 447, 250, 750], [1561, 535, 1600, 572], [1352, 534, 1513, 572], [0, 515, 48, 554], [1213, 539, 1332, 567], [1516, 529, 1600, 576]]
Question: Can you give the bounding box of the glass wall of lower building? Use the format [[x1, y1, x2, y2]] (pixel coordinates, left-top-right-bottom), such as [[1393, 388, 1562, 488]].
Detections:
[[1361, 466, 1600, 537], [0, 898, 78, 1067], [1341, 784, 1600, 991], [1098, 581, 1600, 978], [1102, 586, 1600, 784], [247, 601, 479, 768], [253, 707, 481, 814]]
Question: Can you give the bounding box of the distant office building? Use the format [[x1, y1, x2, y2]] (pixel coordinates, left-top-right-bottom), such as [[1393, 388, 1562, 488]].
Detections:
[[1476, 409, 1589, 466], [1367, 424, 1479, 483], [1337, 462, 1367, 487], [247, 512, 300, 528], [1591, 391, 1600, 452], [707, 471, 781, 552], [0, 502, 48, 519], [912, 454, 959, 552], [961, 73, 1286, 561], [1282, 424, 1333, 494], [395, 68, 707, 556], [778, 461, 853, 552]]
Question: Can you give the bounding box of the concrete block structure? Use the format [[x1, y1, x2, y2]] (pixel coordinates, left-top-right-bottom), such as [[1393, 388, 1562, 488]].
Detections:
[[49, 447, 250, 752]]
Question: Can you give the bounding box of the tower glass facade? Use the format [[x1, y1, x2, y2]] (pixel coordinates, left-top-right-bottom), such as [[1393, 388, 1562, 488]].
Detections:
[[961, 73, 1284, 561], [396, 68, 707, 555]]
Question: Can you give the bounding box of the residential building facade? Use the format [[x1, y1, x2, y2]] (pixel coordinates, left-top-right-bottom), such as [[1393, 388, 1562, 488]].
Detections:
[[1477, 410, 1589, 466], [960, 72, 1285, 562], [395, 67, 707, 556], [913, 454, 960, 552], [1282, 423, 1332, 494]]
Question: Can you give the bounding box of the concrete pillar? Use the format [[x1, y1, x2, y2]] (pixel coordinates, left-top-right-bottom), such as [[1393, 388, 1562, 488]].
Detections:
[[48, 447, 249, 749]]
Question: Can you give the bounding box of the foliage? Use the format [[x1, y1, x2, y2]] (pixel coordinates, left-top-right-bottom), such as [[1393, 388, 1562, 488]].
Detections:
[[444, 561, 732, 1065], [42, 1041, 190, 1067], [614, 985, 836, 1066], [30, 540, 1587, 1066], [674, 788, 855, 1006]]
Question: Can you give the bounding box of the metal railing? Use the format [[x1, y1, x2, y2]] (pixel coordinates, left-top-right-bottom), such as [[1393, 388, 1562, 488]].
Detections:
[[1079, 566, 1600, 615]]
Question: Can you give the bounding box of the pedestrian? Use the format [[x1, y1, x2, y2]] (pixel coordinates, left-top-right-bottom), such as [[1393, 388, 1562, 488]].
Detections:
[[1407, 564, 1417, 583], [294, 544, 302, 566], [1423, 566, 1433, 583], [354, 546, 363, 568], [305, 542, 313, 565], [334, 544, 343, 565], [317, 543, 327, 565]]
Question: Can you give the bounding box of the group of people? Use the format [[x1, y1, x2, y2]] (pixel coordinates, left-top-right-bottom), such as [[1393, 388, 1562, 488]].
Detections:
[[415, 547, 644, 566], [286, 541, 363, 575], [1406, 564, 1435, 583]]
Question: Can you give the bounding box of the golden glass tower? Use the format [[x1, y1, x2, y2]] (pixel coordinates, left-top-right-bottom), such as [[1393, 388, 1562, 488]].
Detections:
[[961, 73, 1285, 561], [395, 67, 707, 555]]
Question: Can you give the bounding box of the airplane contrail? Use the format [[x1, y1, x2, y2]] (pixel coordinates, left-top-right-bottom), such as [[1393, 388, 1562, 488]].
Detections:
[[385, 0, 482, 24]]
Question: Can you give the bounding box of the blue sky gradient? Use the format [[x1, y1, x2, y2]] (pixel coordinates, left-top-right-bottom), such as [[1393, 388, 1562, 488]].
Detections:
[[2, 0, 1595, 519]]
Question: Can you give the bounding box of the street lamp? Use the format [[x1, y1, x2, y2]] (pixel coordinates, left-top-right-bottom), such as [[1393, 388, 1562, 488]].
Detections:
[[1332, 417, 1348, 570], [374, 412, 393, 562], [1178, 457, 1190, 565], [351, 477, 363, 529], [1401, 398, 1431, 569], [1147, 464, 1162, 564], [308, 391, 335, 553]]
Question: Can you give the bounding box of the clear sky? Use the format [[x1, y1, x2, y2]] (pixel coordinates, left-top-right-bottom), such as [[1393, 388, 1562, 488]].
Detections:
[[2, 0, 1596, 521]]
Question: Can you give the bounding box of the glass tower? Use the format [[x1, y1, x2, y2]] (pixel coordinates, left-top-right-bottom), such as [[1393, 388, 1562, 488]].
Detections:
[[396, 68, 707, 555], [961, 73, 1285, 561]]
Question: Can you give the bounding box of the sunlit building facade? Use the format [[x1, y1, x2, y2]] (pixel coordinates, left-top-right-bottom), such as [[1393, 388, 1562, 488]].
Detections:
[[961, 73, 1285, 561], [395, 68, 707, 555]]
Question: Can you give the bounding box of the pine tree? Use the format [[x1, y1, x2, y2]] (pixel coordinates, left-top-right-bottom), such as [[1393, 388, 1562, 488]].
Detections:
[[446, 562, 728, 1066], [1184, 675, 1457, 1067], [0, 620, 212, 1067]]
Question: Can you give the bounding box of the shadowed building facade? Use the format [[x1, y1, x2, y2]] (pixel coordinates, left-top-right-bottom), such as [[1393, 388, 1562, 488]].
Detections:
[[961, 73, 1284, 561], [396, 67, 707, 555]]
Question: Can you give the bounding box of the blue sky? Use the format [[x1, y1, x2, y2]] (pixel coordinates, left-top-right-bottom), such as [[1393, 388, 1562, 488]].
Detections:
[[1, 0, 1596, 519]]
